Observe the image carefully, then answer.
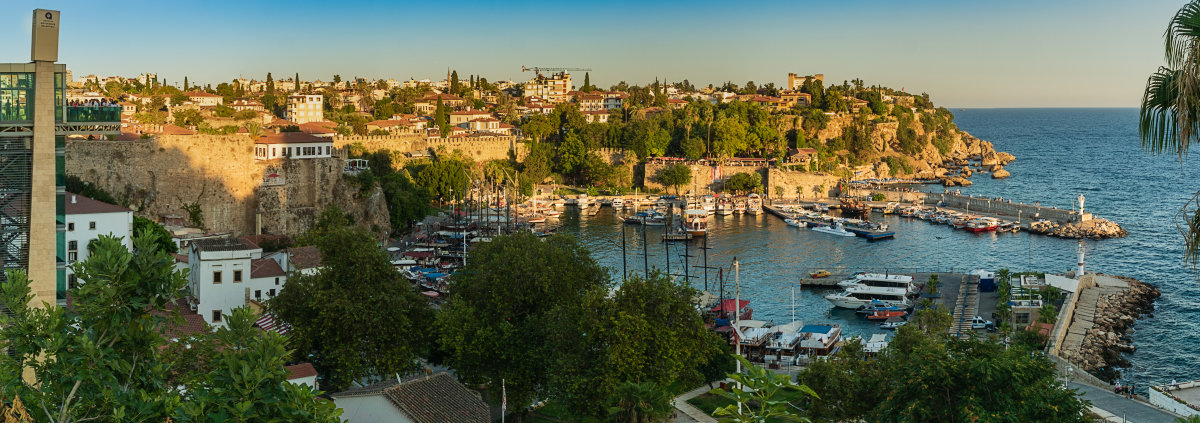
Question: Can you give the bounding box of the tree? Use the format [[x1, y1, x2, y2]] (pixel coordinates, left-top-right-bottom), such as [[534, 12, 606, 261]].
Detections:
[[1139, 1, 1200, 268], [711, 356, 818, 423], [606, 382, 673, 423], [172, 308, 342, 422], [295, 72, 300, 92], [0, 233, 184, 422], [437, 233, 610, 416], [183, 76, 189, 91], [174, 109, 204, 127], [582, 72, 593, 93], [134, 215, 178, 254], [656, 164, 692, 195], [268, 223, 433, 392], [434, 98, 450, 137], [521, 113, 554, 143], [724, 172, 762, 195], [450, 70, 460, 95]]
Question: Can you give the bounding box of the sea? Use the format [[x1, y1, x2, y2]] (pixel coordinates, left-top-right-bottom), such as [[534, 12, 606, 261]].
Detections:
[[556, 108, 1200, 387]]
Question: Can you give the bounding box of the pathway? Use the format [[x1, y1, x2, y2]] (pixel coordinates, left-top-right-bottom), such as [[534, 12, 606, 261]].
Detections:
[[1069, 382, 1181, 423], [672, 384, 718, 423]]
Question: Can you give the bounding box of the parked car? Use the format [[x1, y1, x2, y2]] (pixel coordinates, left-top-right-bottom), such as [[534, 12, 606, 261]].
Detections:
[[971, 315, 994, 330]]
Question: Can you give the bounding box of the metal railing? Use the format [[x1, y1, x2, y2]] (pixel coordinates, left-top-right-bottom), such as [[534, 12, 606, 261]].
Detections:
[[65, 106, 121, 123]]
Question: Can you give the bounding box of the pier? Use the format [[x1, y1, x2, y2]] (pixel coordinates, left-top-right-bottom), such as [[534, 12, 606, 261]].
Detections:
[[763, 205, 896, 240]]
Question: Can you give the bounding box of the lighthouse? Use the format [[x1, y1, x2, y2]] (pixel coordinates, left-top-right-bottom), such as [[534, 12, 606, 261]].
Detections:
[[1076, 240, 1086, 279]]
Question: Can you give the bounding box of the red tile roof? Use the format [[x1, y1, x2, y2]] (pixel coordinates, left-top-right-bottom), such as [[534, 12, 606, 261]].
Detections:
[[250, 257, 286, 278], [160, 124, 196, 135], [288, 246, 322, 270], [449, 110, 490, 115], [286, 363, 318, 380], [64, 193, 130, 215], [382, 373, 490, 423]]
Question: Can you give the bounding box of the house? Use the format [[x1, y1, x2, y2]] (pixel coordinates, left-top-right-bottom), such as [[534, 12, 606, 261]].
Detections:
[[285, 363, 319, 390], [572, 92, 605, 112], [414, 94, 466, 114], [286, 94, 324, 124], [786, 148, 817, 164], [778, 91, 812, 109], [449, 110, 493, 126], [186, 91, 224, 107], [603, 91, 628, 110], [582, 110, 609, 124], [666, 98, 688, 110], [298, 121, 339, 138], [287, 245, 323, 276], [461, 117, 500, 132], [254, 132, 335, 160], [186, 237, 286, 327], [331, 373, 490, 423], [786, 73, 824, 90], [229, 99, 265, 112], [64, 193, 133, 289]]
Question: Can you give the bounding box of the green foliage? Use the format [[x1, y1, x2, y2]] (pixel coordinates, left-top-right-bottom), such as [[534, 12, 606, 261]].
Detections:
[[413, 159, 469, 202], [181, 202, 204, 228], [381, 171, 432, 231], [268, 223, 433, 392], [438, 232, 610, 415], [871, 193, 887, 202], [172, 308, 343, 422], [932, 137, 953, 155], [710, 355, 818, 422], [173, 108, 204, 127], [794, 325, 1090, 423], [724, 172, 762, 194], [883, 156, 914, 177], [64, 175, 118, 205], [134, 215, 178, 254], [655, 164, 692, 195], [606, 382, 674, 423]]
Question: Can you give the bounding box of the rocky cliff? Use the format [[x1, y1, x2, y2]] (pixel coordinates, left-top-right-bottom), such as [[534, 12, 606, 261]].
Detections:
[[66, 135, 390, 238]]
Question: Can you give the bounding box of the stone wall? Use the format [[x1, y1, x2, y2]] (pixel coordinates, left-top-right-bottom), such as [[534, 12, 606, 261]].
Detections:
[[66, 135, 390, 238], [642, 161, 839, 199], [922, 192, 1089, 223], [766, 169, 841, 201], [642, 162, 767, 195], [333, 134, 525, 162]]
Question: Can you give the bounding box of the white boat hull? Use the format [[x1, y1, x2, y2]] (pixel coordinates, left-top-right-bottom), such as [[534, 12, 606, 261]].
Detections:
[[812, 226, 856, 237]]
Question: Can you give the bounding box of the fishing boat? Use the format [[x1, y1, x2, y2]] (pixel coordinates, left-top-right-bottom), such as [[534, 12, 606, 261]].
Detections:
[[622, 214, 643, 225], [747, 193, 763, 215], [716, 200, 734, 216], [811, 222, 856, 237], [583, 204, 601, 216], [966, 218, 998, 232], [809, 270, 831, 279], [684, 209, 708, 236], [866, 309, 908, 320], [734, 198, 747, 215]]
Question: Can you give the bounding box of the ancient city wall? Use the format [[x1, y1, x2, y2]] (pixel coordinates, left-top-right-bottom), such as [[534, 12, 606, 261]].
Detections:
[[334, 134, 526, 162], [642, 161, 839, 199], [66, 134, 390, 237]]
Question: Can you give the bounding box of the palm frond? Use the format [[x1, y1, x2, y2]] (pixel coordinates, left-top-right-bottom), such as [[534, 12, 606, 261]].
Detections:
[[1140, 67, 1200, 158], [1178, 191, 1200, 271], [1166, 1, 1200, 65]]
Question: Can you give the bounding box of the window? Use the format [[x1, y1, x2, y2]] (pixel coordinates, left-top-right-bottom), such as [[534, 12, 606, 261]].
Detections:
[[67, 240, 77, 251], [233, 270, 243, 283], [212, 271, 222, 284], [275, 277, 280, 285], [211, 310, 222, 322], [67, 222, 74, 231], [67, 274, 77, 289], [89, 221, 96, 230], [68, 251, 77, 262], [269, 289, 276, 297], [254, 290, 261, 300]]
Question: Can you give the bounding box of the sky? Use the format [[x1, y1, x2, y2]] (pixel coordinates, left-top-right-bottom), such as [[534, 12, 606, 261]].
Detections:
[[0, 0, 1186, 107]]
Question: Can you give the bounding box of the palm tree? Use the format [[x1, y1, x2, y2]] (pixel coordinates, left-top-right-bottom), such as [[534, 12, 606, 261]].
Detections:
[[607, 382, 673, 423], [1141, 1, 1200, 268]]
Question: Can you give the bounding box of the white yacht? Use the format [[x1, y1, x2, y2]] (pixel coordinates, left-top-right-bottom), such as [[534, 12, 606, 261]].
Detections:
[[611, 197, 624, 209], [836, 273, 916, 294], [811, 222, 856, 237], [824, 285, 911, 309]]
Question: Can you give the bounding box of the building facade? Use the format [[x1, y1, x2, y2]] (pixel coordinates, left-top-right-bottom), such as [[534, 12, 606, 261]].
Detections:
[[286, 94, 323, 124], [787, 72, 824, 91], [523, 72, 572, 103], [253, 132, 335, 160], [186, 237, 286, 327], [64, 194, 132, 289]]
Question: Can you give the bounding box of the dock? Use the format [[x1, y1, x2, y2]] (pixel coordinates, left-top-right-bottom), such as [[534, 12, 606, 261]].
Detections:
[[661, 232, 693, 241], [764, 205, 895, 241]]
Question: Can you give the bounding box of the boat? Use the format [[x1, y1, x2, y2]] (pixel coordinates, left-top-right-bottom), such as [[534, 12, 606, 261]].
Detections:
[[622, 215, 643, 225], [967, 218, 998, 232], [542, 209, 561, 218], [611, 197, 624, 209], [880, 317, 907, 330], [716, 200, 734, 216], [824, 285, 911, 309], [734, 199, 747, 215], [747, 193, 763, 215], [644, 212, 667, 226], [809, 270, 831, 279], [708, 299, 753, 322], [837, 273, 917, 295], [583, 204, 601, 216], [784, 218, 805, 228], [702, 196, 716, 215], [811, 222, 856, 237], [854, 298, 905, 314], [866, 309, 908, 320], [795, 324, 842, 357], [684, 209, 708, 236]]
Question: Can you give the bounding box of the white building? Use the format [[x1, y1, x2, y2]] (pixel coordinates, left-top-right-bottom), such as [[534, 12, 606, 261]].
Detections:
[[185, 91, 224, 107], [254, 132, 335, 160], [186, 237, 286, 327], [331, 373, 490, 423], [64, 194, 133, 289], [286, 94, 324, 124]]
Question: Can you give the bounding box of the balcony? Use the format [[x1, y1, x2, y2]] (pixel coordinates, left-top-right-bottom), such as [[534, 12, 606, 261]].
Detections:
[[60, 105, 121, 136], [65, 106, 121, 123]]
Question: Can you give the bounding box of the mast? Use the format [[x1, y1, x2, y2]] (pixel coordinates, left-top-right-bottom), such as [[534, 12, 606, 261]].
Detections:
[[734, 257, 742, 414]]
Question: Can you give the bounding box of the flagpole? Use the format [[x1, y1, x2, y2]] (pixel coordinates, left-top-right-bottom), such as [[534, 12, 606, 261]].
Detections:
[[501, 378, 506, 423]]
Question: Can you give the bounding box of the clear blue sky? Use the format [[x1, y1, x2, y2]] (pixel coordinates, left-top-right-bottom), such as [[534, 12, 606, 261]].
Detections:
[[0, 0, 1185, 107]]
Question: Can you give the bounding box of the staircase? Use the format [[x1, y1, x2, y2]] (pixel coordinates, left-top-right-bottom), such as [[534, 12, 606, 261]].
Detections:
[[948, 274, 979, 339]]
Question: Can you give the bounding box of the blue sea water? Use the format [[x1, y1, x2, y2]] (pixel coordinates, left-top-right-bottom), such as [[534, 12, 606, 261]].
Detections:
[[560, 108, 1200, 387]]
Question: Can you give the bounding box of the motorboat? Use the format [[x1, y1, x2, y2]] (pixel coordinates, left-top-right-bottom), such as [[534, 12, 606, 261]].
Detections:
[[811, 222, 856, 237], [716, 200, 734, 216], [684, 209, 708, 236], [542, 209, 561, 218], [611, 197, 624, 209], [784, 218, 805, 228], [747, 193, 763, 215], [854, 298, 905, 314], [866, 309, 908, 320], [880, 317, 907, 330], [967, 218, 998, 232], [809, 270, 831, 279], [824, 285, 911, 309], [644, 212, 667, 226], [838, 273, 917, 295]]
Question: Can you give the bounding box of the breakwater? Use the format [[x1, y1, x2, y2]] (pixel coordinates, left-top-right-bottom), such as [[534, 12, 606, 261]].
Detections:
[[1055, 273, 1160, 382], [864, 189, 1126, 239]]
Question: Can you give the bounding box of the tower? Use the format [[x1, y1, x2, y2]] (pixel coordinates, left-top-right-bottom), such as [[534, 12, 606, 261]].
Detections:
[[1, 10, 119, 307]]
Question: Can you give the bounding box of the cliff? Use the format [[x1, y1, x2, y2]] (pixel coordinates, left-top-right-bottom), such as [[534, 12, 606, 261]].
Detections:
[[65, 135, 390, 238]]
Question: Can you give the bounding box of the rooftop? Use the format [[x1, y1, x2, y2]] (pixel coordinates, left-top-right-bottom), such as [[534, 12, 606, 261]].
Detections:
[[256, 132, 331, 145], [64, 193, 130, 215], [289, 245, 322, 270], [191, 237, 258, 252], [250, 257, 286, 278], [285, 363, 318, 380]]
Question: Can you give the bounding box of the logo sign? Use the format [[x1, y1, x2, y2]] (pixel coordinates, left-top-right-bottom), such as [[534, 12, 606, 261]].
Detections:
[[31, 9, 60, 62]]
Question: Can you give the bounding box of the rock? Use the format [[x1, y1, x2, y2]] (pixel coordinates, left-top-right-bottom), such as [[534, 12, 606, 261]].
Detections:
[[874, 161, 892, 178], [992, 167, 1010, 179], [981, 151, 999, 167], [997, 152, 1016, 164]]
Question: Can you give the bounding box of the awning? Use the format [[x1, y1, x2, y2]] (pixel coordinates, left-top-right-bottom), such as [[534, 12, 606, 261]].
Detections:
[[404, 251, 433, 258]]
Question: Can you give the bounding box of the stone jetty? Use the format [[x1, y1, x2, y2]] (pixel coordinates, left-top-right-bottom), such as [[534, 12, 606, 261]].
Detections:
[[1028, 218, 1127, 240], [1057, 274, 1159, 381]]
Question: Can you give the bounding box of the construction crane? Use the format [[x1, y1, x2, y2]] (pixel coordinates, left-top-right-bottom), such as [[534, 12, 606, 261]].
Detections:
[[521, 65, 591, 75]]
